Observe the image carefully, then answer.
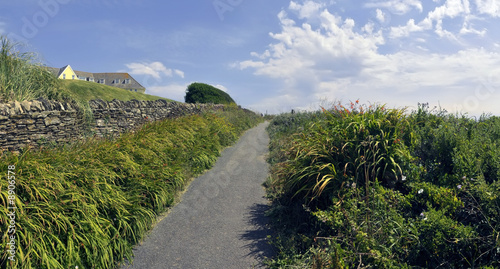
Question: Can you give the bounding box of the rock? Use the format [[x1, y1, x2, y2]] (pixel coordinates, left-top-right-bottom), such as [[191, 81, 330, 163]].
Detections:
[[13, 101, 24, 114], [44, 117, 61, 126], [20, 101, 32, 111]]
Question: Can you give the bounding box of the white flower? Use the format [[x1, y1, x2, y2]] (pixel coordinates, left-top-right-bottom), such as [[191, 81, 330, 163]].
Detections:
[[418, 189, 424, 194], [401, 175, 407, 181]]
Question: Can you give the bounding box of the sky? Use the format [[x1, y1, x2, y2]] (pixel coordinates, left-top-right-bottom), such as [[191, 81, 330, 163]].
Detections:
[[1, 0, 500, 116]]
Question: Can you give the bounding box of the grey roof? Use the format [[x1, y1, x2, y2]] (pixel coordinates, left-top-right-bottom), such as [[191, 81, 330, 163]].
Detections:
[[93, 73, 145, 92]]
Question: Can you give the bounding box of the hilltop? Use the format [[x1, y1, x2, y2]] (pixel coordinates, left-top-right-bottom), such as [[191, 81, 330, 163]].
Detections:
[[58, 80, 175, 104]]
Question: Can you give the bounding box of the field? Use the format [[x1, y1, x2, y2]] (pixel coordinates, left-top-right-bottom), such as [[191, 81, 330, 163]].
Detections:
[[265, 102, 500, 268]]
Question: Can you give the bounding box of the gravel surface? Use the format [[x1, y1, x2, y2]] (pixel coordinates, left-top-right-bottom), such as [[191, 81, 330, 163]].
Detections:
[[120, 121, 274, 269]]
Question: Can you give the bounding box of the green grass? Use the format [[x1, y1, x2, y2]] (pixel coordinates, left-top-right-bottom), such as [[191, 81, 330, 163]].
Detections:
[[0, 107, 263, 268], [265, 101, 500, 268], [59, 80, 175, 103], [0, 36, 62, 102]]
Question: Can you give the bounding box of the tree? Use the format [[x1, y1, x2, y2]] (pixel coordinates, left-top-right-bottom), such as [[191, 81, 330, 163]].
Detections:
[[184, 82, 235, 105]]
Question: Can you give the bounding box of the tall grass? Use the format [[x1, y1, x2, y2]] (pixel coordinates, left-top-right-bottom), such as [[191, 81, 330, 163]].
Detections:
[[0, 109, 263, 268], [0, 36, 63, 102], [265, 101, 500, 268]]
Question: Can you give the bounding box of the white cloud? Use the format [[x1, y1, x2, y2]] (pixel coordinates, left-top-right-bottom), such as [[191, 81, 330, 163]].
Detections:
[[389, 18, 426, 38], [174, 69, 185, 78], [147, 83, 187, 102], [387, 0, 488, 40], [241, 2, 500, 116], [364, 0, 423, 15], [214, 84, 229, 93], [475, 0, 500, 17], [126, 62, 185, 79], [289, 0, 326, 19], [376, 9, 386, 23]]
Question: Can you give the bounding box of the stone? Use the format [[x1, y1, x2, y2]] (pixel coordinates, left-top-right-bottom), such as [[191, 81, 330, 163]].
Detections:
[[17, 119, 35, 125], [30, 100, 44, 111], [96, 119, 106, 127], [44, 117, 61, 126], [20, 101, 32, 111], [13, 101, 24, 114]]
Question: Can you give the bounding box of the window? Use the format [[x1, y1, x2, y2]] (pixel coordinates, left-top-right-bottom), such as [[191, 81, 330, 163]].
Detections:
[[113, 79, 120, 84], [72, 75, 75, 79], [63, 74, 66, 79], [97, 79, 105, 84], [89, 78, 94, 82], [123, 79, 130, 84], [135, 89, 138, 92]]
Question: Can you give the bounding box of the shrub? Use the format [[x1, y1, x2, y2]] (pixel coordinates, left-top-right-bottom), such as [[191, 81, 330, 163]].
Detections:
[[265, 101, 500, 268], [184, 82, 235, 105]]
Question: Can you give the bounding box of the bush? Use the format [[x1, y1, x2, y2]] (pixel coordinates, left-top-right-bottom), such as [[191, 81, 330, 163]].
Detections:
[[184, 82, 235, 105], [265, 101, 500, 268]]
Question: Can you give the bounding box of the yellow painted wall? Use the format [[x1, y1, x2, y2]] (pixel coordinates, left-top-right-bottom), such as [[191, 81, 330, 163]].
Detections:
[[58, 65, 77, 80]]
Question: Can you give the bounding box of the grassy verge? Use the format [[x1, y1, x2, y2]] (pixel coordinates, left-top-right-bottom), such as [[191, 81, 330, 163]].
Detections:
[[265, 102, 500, 268], [0, 107, 263, 268]]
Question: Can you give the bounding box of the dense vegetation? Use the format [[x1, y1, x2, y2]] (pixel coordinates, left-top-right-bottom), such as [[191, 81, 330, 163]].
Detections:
[[185, 82, 235, 105], [0, 107, 263, 268], [265, 102, 500, 268], [0, 36, 63, 102]]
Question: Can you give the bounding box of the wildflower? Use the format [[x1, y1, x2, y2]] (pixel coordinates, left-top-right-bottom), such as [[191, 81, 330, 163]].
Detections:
[[401, 175, 407, 181], [356, 99, 359, 104], [462, 176, 466, 180], [418, 189, 424, 194], [420, 212, 427, 220], [457, 185, 462, 189]]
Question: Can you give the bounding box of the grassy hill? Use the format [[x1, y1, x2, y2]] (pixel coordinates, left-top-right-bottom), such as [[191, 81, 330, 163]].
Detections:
[[59, 80, 176, 103]]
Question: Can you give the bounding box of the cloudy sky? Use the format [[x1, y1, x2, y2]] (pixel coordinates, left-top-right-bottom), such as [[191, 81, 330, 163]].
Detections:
[[1, 0, 500, 115]]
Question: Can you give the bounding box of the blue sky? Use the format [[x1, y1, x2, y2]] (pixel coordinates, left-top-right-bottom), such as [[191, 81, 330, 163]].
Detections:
[[2, 0, 500, 115]]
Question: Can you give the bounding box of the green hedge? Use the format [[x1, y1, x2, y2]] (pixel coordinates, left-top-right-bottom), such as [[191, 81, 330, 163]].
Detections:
[[0, 107, 262, 268], [184, 82, 235, 105]]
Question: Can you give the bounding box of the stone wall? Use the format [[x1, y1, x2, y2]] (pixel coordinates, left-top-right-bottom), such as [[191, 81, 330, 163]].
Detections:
[[0, 99, 225, 152]]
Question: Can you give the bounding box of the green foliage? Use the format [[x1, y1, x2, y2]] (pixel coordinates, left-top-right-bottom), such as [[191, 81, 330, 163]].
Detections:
[[184, 82, 235, 105], [0, 36, 63, 102], [265, 101, 500, 268], [0, 109, 262, 268]]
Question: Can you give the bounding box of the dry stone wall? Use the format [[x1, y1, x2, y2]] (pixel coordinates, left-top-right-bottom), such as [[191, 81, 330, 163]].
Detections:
[[0, 98, 225, 152]]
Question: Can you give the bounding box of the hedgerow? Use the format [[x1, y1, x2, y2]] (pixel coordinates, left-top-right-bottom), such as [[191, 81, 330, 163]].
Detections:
[[265, 101, 500, 268]]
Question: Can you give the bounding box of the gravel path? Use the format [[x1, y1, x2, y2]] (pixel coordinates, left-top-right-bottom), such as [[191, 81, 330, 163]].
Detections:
[[121, 122, 274, 269]]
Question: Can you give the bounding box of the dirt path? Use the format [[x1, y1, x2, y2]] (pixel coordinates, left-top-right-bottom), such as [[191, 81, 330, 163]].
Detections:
[[121, 122, 274, 269]]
